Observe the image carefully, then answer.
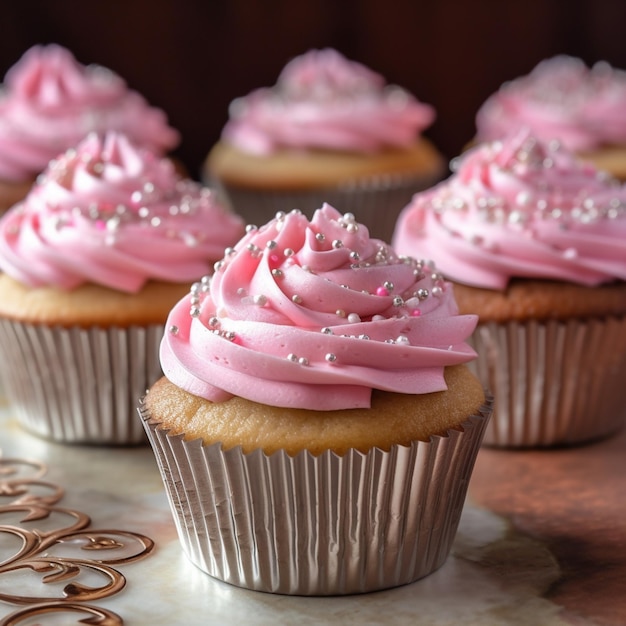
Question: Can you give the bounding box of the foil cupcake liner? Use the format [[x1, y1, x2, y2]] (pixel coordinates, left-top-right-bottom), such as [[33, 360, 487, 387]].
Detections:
[[213, 169, 443, 243], [0, 319, 164, 444], [468, 316, 626, 448], [139, 398, 492, 595]]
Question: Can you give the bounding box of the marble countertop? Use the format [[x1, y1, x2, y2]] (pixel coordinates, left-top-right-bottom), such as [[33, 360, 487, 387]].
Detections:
[[1, 397, 624, 626]]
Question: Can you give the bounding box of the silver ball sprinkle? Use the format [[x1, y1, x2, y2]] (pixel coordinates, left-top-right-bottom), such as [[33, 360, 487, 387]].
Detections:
[[325, 353, 337, 363], [169, 325, 179, 335]]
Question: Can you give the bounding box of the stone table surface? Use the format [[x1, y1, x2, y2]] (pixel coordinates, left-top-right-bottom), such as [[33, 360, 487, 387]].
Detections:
[[0, 397, 624, 626]]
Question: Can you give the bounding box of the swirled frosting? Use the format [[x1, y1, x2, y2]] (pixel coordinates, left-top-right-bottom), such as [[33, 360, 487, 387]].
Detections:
[[0, 132, 244, 292], [0, 44, 180, 181], [221, 48, 436, 155], [160, 204, 478, 410], [393, 131, 626, 290], [475, 55, 626, 152]]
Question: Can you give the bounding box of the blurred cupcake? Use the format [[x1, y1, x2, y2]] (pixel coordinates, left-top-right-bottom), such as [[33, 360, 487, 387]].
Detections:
[[475, 55, 626, 180], [140, 204, 491, 595], [0, 44, 180, 214], [204, 48, 445, 241], [394, 130, 626, 448], [0, 131, 244, 444]]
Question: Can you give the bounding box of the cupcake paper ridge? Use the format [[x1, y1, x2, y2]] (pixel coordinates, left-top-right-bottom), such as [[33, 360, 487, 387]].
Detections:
[[221, 48, 436, 156], [393, 130, 626, 290], [160, 203, 478, 410], [0, 44, 180, 181], [0, 131, 244, 292]]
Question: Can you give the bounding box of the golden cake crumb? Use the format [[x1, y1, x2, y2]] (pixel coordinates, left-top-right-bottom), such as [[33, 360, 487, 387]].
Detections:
[[144, 364, 486, 456]]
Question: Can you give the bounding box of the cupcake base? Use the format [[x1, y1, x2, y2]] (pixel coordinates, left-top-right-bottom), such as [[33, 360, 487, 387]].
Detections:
[[212, 171, 442, 243], [0, 320, 164, 444], [468, 316, 626, 448], [139, 399, 492, 595]]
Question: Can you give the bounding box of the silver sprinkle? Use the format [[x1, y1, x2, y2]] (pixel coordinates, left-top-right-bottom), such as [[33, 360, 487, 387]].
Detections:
[[292, 294, 303, 304], [321, 327, 333, 334], [169, 325, 179, 335], [325, 353, 337, 363], [298, 357, 309, 366]]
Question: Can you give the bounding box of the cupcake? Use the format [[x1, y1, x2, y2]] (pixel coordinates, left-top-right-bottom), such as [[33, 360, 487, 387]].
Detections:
[[0, 131, 244, 444], [204, 48, 445, 241], [475, 55, 626, 180], [140, 204, 492, 595], [393, 130, 626, 448], [0, 44, 180, 214]]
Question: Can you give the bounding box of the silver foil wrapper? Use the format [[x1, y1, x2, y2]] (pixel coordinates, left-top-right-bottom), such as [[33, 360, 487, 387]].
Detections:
[[468, 316, 626, 448], [211, 170, 444, 243], [139, 399, 492, 596], [0, 319, 164, 444]]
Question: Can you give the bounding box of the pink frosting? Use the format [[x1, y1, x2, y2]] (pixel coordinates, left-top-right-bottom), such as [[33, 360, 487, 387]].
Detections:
[[0, 132, 244, 292], [0, 44, 180, 181], [221, 48, 436, 155], [160, 204, 478, 410], [393, 131, 626, 290], [475, 55, 626, 152]]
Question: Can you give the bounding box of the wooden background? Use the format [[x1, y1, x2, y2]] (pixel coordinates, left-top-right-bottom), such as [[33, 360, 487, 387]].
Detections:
[[1, 1, 625, 179]]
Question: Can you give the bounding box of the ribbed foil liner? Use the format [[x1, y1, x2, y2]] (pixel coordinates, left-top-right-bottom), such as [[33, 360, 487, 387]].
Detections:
[[0, 319, 164, 444], [139, 399, 492, 595], [213, 170, 443, 243], [468, 316, 626, 448]]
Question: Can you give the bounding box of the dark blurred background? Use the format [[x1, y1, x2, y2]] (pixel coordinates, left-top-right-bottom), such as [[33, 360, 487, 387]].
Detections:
[[1, 0, 625, 180]]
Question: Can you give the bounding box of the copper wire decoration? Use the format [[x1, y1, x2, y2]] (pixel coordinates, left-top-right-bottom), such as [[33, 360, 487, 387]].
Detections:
[[0, 455, 154, 625]]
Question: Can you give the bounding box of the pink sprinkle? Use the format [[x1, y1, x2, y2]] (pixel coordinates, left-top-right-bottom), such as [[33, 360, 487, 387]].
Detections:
[[376, 286, 389, 296], [269, 253, 281, 266], [95, 220, 106, 230], [411, 309, 421, 317]]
